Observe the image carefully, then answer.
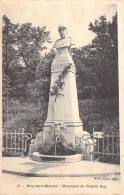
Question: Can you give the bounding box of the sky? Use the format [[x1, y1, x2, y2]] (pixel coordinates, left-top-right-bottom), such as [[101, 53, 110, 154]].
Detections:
[[2, 2, 117, 48]]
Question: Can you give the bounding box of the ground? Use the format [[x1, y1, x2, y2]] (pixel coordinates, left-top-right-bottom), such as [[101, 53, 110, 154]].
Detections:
[[1, 157, 121, 195]]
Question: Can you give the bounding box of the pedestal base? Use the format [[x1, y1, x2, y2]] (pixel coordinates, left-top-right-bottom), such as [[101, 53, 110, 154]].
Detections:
[[32, 152, 82, 163], [43, 120, 83, 146]]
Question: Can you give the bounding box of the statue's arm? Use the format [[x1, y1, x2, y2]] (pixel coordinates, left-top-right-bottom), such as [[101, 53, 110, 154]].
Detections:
[[52, 41, 57, 54], [52, 41, 56, 49], [68, 38, 75, 52], [70, 37, 75, 48]]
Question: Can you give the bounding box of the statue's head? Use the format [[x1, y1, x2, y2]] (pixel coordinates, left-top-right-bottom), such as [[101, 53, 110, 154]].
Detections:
[[58, 24, 67, 39]]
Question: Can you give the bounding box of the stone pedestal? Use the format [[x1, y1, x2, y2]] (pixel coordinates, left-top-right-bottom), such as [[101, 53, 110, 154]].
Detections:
[[43, 121, 83, 146], [43, 55, 83, 146]]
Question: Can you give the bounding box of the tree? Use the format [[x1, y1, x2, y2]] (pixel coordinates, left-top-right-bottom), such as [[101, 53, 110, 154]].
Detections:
[[2, 15, 19, 74], [2, 15, 51, 101], [88, 14, 118, 99], [27, 49, 55, 102], [2, 14, 118, 102], [71, 13, 118, 100], [2, 15, 19, 98], [71, 46, 100, 99]]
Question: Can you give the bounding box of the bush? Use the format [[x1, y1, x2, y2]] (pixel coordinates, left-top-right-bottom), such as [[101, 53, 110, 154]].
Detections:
[[3, 99, 119, 137], [2, 100, 48, 137], [96, 155, 120, 165], [79, 99, 119, 134], [39, 141, 76, 155], [82, 114, 119, 135], [79, 99, 119, 118], [2, 150, 22, 157]]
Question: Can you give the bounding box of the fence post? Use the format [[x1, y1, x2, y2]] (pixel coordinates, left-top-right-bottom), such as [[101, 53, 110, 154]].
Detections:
[[117, 135, 118, 155], [6, 132, 8, 152], [22, 128, 24, 157], [93, 127, 95, 161], [11, 130, 13, 150], [112, 134, 114, 157], [14, 130, 16, 153], [7, 89, 9, 125], [102, 136, 104, 158]]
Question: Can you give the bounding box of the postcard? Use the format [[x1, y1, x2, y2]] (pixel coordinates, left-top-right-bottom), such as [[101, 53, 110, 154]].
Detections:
[[0, 0, 124, 194]]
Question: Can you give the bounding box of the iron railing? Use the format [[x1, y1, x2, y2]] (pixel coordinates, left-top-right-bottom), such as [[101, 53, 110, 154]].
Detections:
[[2, 128, 32, 157], [82, 131, 120, 164], [2, 126, 120, 164]]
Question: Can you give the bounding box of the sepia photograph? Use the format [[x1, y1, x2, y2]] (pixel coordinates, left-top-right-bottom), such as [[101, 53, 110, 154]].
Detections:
[[0, 0, 124, 194]]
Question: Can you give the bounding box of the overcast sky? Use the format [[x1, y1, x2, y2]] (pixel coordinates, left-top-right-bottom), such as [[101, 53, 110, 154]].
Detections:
[[2, 2, 117, 48]]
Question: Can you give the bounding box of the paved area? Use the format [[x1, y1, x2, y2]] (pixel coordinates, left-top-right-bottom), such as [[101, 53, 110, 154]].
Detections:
[[1, 157, 121, 194], [2, 157, 120, 177]]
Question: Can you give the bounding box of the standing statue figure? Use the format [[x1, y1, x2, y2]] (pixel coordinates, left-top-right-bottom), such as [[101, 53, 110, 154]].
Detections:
[[43, 24, 83, 146]]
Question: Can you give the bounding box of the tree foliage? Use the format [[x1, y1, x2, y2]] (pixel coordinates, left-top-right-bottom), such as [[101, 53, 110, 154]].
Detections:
[[71, 13, 118, 99], [2, 15, 51, 101], [2, 14, 119, 143], [2, 13, 118, 102]]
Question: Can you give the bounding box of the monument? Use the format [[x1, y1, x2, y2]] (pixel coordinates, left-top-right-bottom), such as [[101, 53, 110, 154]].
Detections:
[[43, 24, 83, 146], [29, 25, 94, 161]]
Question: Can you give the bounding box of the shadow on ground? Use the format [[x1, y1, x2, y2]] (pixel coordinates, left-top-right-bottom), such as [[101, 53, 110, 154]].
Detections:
[[20, 160, 70, 173]]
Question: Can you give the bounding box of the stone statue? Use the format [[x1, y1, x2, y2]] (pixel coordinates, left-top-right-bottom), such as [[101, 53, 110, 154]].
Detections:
[[51, 24, 75, 72]]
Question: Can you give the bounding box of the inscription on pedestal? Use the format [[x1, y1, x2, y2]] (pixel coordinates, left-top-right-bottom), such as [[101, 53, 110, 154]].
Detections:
[[51, 63, 76, 73]]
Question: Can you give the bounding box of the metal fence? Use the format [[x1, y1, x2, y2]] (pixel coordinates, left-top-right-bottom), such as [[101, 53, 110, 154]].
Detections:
[[2, 128, 32, 157], [82, 131, 120, 164], [2, 128, 120, 164]]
